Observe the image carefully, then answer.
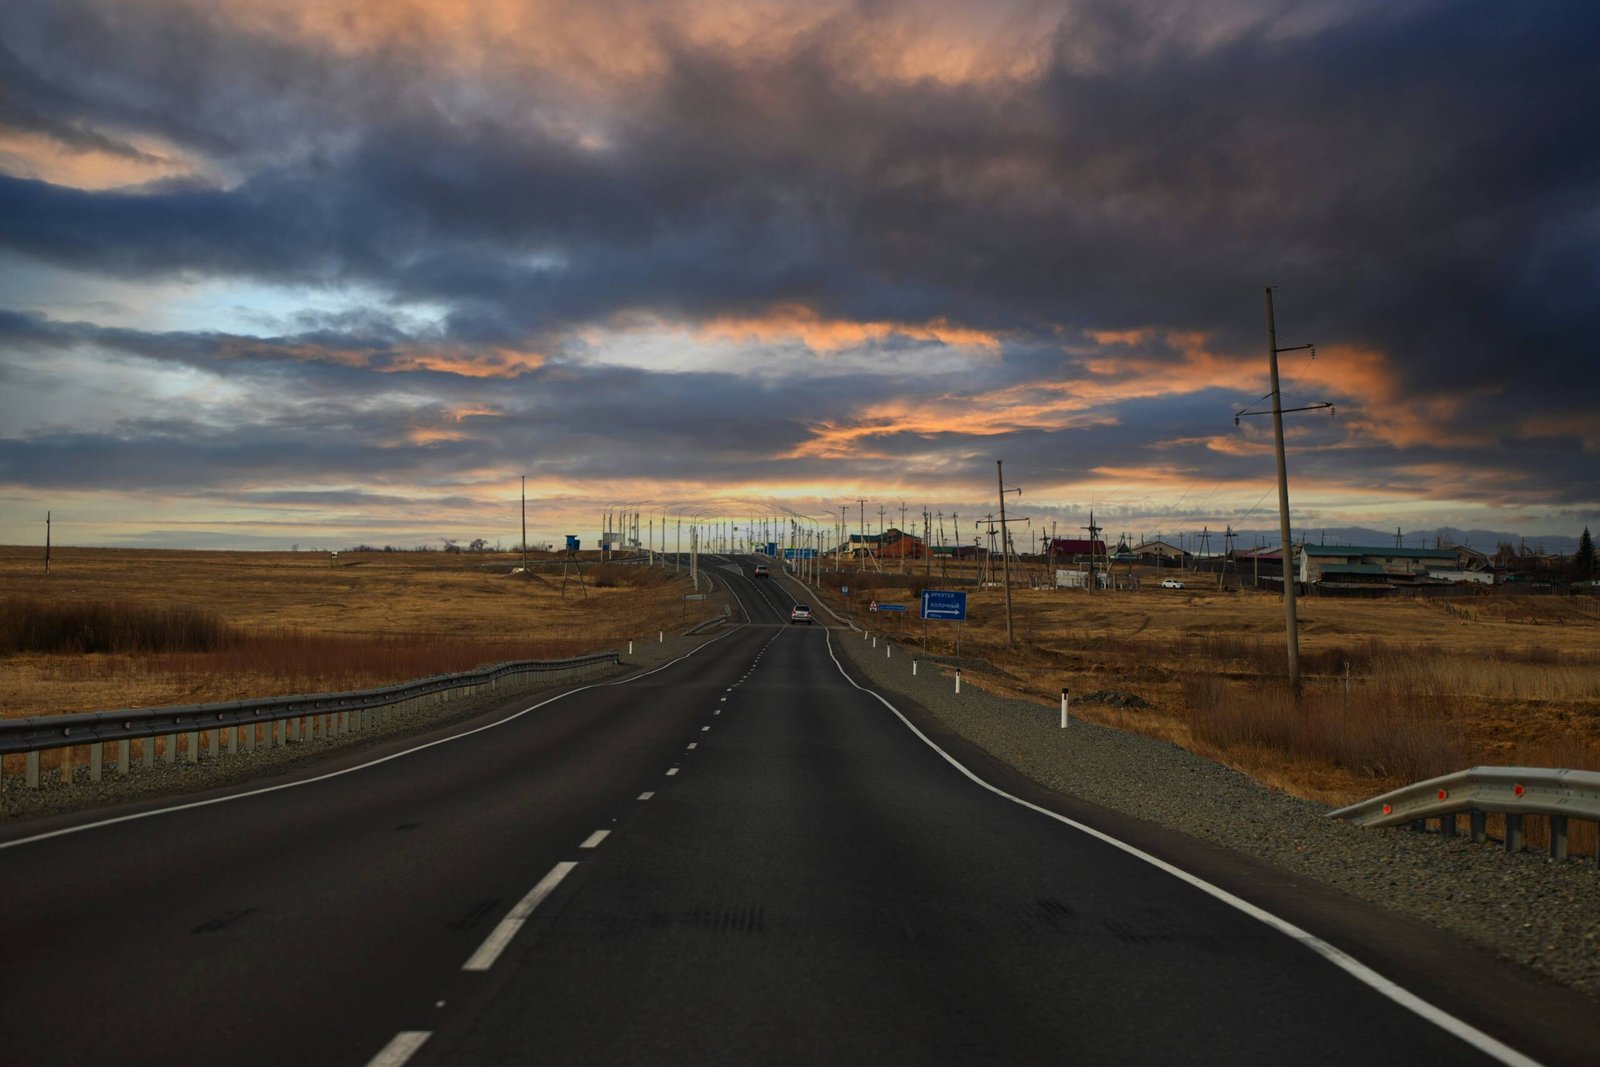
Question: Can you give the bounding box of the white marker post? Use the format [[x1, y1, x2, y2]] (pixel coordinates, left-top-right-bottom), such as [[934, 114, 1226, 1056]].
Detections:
[[1061, 688, 1069, 729], [629, 640, 634, 655], [659, 630, 664, 643], [886, 643, 892, 659], [955, 669, 961, 694], [912, 659, 918, 676]]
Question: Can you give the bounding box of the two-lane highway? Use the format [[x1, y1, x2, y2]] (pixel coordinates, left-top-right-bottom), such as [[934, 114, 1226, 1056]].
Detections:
[[0, 556, 1581, 1064]]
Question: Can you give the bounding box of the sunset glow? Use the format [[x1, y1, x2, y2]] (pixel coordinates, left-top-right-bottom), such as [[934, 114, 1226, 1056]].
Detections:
[[1, 1, 1595, 551]]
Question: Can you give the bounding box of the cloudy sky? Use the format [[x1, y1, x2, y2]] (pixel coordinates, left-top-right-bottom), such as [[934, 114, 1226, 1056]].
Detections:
[[1, 0, 1596, 550]]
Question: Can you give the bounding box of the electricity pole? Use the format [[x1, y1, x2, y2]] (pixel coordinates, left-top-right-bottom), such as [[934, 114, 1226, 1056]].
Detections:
[[1267, 286, 1304, 698], [997, 461, 1016, 645], [520, 476, 528, 577]]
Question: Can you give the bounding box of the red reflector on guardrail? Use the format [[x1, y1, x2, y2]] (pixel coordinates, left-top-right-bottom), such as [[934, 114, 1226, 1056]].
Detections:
[[1438, 789, 1448, 801], [1382, 804, 1392, 815], [1514, 783, 1524, 797]]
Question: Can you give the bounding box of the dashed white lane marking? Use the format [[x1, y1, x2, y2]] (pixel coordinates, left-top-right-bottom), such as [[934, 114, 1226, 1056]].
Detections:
[[580, 830, 610, 849], [0, 624, 745, 852], [687, 742, 698, 750], [366, 1030, 431, 1067], [720, 697, 728, 702], [714, 709, 722, 715], [637, 791, 655, 800], [701, 725, 711, 731], [463, 862, 577, 972], [666, 768, 680, 776]]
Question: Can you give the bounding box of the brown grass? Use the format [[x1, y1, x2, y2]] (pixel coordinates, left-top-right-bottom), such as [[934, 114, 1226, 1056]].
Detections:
[[819, 562, 1600, 816], [0, 547, 713, 777]]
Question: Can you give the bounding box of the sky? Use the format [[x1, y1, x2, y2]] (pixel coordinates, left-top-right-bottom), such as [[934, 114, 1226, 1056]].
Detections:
[[1, 0, 1596, 552]]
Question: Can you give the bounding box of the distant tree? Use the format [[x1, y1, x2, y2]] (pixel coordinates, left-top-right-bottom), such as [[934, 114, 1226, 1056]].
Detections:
[[1494, 541, 1518, 566], [1577, 526, 1596, 579], [469, 538, 488, 552]]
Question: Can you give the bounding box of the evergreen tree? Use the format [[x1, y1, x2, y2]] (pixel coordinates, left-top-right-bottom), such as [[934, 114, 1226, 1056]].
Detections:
[[1577, 526, 1596, 579]]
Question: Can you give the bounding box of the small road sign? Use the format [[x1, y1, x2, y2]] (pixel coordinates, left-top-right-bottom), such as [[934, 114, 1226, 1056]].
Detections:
[[877, 604, 908, 613], [920, 590, 967, 621], [683, 593, 707, 600]]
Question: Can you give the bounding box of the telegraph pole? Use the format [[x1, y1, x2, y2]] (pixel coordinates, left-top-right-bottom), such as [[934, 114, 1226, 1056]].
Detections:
[[858, 499, 867, 572], [997, 461, 1015, 645], [520, 477, 528, 577], [1266, 286, 1303, 698], [45, 510, 51, 574]]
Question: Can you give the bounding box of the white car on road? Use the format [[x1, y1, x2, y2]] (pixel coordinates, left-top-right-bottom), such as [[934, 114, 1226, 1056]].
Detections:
[[790, 604, 813, 624], [1160, 578, 1184, 589]]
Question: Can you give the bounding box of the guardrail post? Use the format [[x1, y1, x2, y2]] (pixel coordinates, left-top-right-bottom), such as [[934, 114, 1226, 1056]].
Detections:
[[227, 725, 238, 755], [1504, 813, 1523, 853], [117, 739, 130, 777], [1549, 815, 1567, 861], [1470, 810, 1486, 843], [26, 751, 39, 788], [61, 744, 73, 785], [162, 734, 175, 765], [186, 730, 199, 764], [1439, 813, 1456, 836], [90, 742, 103, 783]]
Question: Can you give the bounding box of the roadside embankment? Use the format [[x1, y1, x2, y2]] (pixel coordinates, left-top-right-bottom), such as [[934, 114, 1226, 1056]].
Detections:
[[816, 584, 1600, 1001]]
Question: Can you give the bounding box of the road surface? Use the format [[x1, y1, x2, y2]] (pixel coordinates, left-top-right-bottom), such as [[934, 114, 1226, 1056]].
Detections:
[[0, 556, 1590, 1065]]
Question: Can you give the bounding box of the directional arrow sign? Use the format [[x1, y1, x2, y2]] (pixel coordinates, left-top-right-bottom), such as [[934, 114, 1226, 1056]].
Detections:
[[920, 590, 967, 621]]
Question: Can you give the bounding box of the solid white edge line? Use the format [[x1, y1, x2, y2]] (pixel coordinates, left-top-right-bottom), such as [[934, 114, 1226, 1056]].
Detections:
[[579, 830, 610, 849], [365, 1030, 431, 1067], [462, 861, 578, 972], [820, 627, 1544, 1067], [1, 626, 745, 852]]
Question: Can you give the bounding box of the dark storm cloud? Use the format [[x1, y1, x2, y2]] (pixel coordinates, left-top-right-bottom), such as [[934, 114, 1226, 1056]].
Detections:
[[0, 0, 1596, 534]]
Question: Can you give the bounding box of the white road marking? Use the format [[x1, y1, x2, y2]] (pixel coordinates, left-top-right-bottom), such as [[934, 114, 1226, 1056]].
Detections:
[[637, 791, 654, 800], [0, 626, 745, 852], [820, 628, 1545, 1067], [579, 830, 610, 849], [687, 742, 698, 750], [701, 725, 711, 731], [462, 862, 577, 972], [720, 697, 727, 702], [666, 767, 679, 776], [714, 709, 721, 715], [366, 1030, 431, 1067]]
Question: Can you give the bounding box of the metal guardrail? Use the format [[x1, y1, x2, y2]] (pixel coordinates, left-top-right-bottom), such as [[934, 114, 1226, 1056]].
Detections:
[[1329, 766, 1600, 865], [0, 651, 619, 790]]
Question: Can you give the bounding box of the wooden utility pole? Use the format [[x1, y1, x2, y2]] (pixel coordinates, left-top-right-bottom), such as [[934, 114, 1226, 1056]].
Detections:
[[45, 510, 51, 574], [520, 477, 528, 577], [1266, 285, 1303, 698], [997, 461, 1014, 646]]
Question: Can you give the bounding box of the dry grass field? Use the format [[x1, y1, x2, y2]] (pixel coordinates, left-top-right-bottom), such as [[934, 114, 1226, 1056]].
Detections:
[[821, 562, 1600, 814], [0, 545, 712, 737]]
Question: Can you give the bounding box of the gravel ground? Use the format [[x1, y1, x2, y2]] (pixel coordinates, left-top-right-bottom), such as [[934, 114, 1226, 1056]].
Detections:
[[0, 632, 718, 824], [829, 621, 1600, 1001]]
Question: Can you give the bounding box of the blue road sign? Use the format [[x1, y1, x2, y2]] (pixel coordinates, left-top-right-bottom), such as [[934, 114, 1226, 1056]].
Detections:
[[920, 590, 968, 621], [877, 604, 908, 613]]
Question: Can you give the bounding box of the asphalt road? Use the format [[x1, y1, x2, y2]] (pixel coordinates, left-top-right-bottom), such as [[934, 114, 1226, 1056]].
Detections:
[[0, 556, 1580, 1065]]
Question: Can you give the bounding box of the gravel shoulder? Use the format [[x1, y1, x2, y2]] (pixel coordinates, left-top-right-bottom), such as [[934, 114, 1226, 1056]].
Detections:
[[824, 610, 1600, 1002]]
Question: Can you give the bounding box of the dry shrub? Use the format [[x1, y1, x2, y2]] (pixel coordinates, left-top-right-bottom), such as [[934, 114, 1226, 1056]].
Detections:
[[0, 597, 240, 655], [1183, 674, 1470, 783]]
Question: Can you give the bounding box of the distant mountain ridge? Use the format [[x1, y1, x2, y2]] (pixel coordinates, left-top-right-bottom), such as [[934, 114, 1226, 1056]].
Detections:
[[1183, 526, 1582, 555]]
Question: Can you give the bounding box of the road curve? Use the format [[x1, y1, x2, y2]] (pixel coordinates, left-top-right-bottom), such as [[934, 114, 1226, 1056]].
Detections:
[[0, 556, 1586, 1065]]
